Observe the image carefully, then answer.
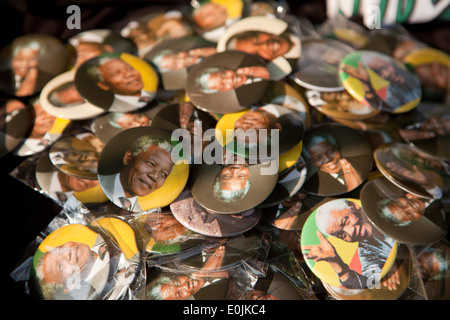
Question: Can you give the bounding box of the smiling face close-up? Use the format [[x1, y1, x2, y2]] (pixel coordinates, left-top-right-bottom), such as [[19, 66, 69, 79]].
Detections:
[[12, 48, 40, 78], [325, 205, 371, 243], [160, 275, 204, 300], [233, 32, 292, 61], [386, 193, 426, 223], [120, 144, 173, 198], [97, 58, 143, 96], [219, 163, 251, 191], [307, 140, 342, 174], [42, 241, 93, 287]]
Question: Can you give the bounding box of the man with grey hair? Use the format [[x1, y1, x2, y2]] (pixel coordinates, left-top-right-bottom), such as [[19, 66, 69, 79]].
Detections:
[[302, 199, 396, 289], [376, 192, 428, 226], [86, 54, 153, 112], [11, 41, 53, 96], [98, 135, 174, 212]]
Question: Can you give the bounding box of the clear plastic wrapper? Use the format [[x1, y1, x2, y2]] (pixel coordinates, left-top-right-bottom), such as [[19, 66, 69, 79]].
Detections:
[[9, 196, 147, 300]]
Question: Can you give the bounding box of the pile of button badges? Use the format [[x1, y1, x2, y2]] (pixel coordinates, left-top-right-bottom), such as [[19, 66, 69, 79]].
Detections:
[[4, 1, 450, 300]]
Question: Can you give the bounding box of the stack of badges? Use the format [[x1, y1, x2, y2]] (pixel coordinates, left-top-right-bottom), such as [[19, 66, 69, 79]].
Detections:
[[6, 1, 450, 302]]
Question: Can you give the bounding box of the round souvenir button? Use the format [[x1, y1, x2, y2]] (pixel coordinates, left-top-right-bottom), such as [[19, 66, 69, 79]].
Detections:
[[260, 80, 311, 128], [97, 126, 189, 212], [215, 104, 304, 160], [31, 224, 111, 300], [15, 98, 71, 157], [217, 16, 301, 80], [40, 70, 105, 120], [300, 198, 398, 290], [185, 50, 270, 114], [191, 0, 245, 42], [190, 159, 278, 214], [301, 123, 373, 197], [49, 132, 104, 180], [74, 52, 158, 113], [321, 244, 410, 300], [0, 34, 70, 97], [305, 89, 380, 120], [360, 177, 447, 245], [91, 103, 165, 145], [263, 191, 326, 231], [145, 36, 217, 91], [146, 268, 229, 300], [338, 50, 422, 114], [36, 150, 108, 205], [374, 142, 450, 200], [68, 29, 137, 69], [170, 189, 261, 237], [397, 102, 450, 160], [403, 47, 450, 102], [120, 9, 193, 57], [0, 98, 33, 158], [132, 210, 204, 255], [259, 156, 307, 208], [292, 39, 354, 92]]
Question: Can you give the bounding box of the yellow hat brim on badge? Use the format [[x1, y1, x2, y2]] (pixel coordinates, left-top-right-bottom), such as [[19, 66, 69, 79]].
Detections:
[[137, 160, 189, 210]]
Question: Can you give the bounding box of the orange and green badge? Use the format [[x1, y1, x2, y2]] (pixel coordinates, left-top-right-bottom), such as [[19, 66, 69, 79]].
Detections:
[[339, 50, 421, 114]]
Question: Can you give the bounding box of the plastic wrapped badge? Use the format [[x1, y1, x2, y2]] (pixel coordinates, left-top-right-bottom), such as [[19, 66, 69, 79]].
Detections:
[[90, 216, 143, 300], [292, 38, 353, 92], [301, 123, 373, 197], [97, 126, 189, 213], [30, 224, 111, 300], [374, 142, 450, 200], [177, 234, 269, 273], [36, 150, 107, 206], [130, 209, 205, 255], [185, 50, 270, 114], [360, 176, 447, 245], [145, 267, 230, 300], [0, 33, 70, 97], [49, 132, 104, 180], [170, 189, 261, 237], [74, 52, 158, 113], [0, 98, 33, 158], [338, 50, 422, 114], [301, 198, 398, 290], [217, 16, 301, 81], [145, 36, 217, 91]]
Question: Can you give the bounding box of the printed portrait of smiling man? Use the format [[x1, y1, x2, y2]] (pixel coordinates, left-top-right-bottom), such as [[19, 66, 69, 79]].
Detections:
[[86, 55, 154, 112], [99, 135, 174, 212]]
